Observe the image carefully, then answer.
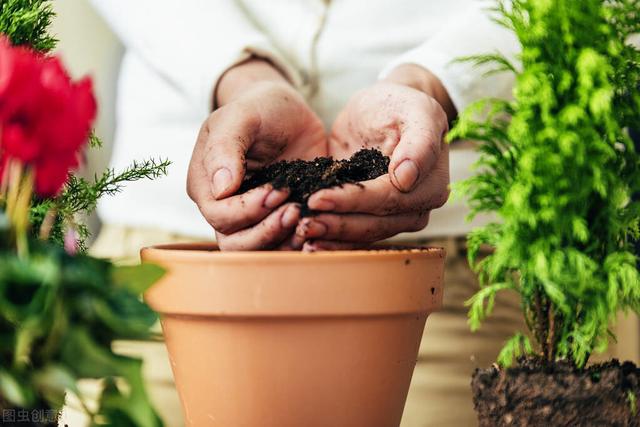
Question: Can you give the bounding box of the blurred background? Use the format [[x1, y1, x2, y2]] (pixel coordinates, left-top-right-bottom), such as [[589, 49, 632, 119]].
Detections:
[[51, 0, 121, 241]]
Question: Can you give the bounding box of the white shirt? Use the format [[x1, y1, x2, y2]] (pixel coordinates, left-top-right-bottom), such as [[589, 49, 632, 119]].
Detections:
[[90, 0, 518, 239]]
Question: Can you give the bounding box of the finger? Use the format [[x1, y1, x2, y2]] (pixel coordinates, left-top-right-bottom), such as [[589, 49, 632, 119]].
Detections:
[[216, 203, 301, 251], [308, 175, 401, 215], [307, 148, 449, 216], [275, 234, 304, 251], [198, 185, 290, 234], [302, 240, 370, 252], [309, 142, 450, 214], [294, 211, 430, 243], [389, 103, 448, 192], [202, 106, 261, 199]]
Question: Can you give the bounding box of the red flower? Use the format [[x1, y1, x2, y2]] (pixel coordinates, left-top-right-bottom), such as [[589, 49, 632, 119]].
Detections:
[[0, 36, 96, 196]]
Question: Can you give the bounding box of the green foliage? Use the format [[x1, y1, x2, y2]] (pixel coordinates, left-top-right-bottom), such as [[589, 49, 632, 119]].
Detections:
[[30, 158, 171, 251], [0, 0, 56, 52], [0, 4, 168, 425], [0, 1, 171, 250], [629, 390, 638, 416], [0, 233, 164, 426], [497, 333, 534, 367], [449, 0, 640, 367]]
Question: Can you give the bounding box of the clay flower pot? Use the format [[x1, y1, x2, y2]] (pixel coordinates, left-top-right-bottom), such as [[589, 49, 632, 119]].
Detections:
[[141, 243, 445, 427]]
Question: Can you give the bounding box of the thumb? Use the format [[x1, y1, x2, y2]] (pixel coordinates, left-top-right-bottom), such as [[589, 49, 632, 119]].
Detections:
[[203, 110, 260, 200], [389, 110, 448, 192]]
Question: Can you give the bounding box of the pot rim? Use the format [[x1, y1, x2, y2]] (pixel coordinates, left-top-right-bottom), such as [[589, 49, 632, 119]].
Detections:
[[141, 242, 446, 317], [141, 242, 446, 262]]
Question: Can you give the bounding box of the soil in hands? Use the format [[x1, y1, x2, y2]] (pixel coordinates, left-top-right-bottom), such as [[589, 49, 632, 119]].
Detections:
[[239, 148, 390, 213], [472, 357, 640, 427]]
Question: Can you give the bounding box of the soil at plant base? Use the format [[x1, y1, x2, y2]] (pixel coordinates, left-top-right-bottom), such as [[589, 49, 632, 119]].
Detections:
[[239, 148, 390, 213], [472, 357, 640, 427]]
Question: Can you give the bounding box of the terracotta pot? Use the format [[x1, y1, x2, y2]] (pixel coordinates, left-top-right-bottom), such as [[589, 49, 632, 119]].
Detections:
[[141, 243, 445, 427]]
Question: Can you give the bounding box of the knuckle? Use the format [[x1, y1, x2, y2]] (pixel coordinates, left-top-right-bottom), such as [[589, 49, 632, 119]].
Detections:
[[417, 212, 431, 230], [406, 221, 423, 233], [431, 187, 450, 209], [200, 206, 232, 234], [407, 213, 430, 233], [436, 106, 448, 130], [380, 190, 402, 214], [186, 180, 197, 203], [336, 217, 348, 239], [374, 222, 394, 240]]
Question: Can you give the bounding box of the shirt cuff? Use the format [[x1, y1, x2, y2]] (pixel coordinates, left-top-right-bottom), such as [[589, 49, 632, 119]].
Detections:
[[207, 41, 302, 111], [379, 46, 515, 114]]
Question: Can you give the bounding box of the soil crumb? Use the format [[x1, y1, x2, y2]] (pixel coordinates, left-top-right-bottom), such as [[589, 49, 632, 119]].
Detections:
[[239, 148, 389, 211], [472, 357, 640, 426]]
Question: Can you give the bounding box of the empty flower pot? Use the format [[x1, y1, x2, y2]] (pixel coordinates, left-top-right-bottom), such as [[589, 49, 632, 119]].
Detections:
[[141, 243, 445, 427]]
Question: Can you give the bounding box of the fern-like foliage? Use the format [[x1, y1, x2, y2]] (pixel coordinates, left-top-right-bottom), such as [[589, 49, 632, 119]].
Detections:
[[0, 0, 56, 52], [449, 0, 640, 368], [30, 159, 171, 251]]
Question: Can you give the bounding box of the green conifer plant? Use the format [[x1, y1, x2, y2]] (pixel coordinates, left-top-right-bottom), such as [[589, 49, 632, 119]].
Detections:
[[449, 0, 640, 368], [0, 0, 55, 52]]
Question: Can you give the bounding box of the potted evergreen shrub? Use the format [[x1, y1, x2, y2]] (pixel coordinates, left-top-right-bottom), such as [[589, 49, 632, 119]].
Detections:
[[448, 0, 640, 425], [0, 1, 170, 425]]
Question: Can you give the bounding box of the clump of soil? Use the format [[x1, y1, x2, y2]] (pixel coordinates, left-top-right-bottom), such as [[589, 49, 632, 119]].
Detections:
[[239, 148, 389, 211], [472, 357, 640, 427]]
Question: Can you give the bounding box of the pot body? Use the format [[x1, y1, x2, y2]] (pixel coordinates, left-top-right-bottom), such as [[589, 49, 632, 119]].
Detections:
[[141, 244, 445, 427]]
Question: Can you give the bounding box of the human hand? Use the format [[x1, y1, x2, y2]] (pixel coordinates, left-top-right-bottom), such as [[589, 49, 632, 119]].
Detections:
[[294, 64, 454, 250], [187, 59, 327, 250]]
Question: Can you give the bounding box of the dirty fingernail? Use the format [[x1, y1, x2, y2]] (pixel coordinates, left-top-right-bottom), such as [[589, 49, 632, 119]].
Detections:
[[281, 205, 300, 228], [393, 159, 419, 192], [303, 220, 328, 238], [212, 168, 232, 198], [264, 188, 288, 209], [309, 198, 336, 211]]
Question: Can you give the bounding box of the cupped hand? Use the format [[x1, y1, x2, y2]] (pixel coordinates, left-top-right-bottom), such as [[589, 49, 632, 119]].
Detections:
[[187, 60, 326, 250], [294, 65, 453, 250]]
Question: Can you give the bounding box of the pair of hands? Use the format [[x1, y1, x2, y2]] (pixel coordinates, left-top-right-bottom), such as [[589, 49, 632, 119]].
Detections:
[[187, 60, 453, 251]]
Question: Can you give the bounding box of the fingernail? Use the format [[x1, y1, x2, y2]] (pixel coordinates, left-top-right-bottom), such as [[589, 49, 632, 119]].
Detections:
[[212, 168, 232, 198], [298, 219, 327, 238], [264, 188, 288, 209], [281, 205, 300, 228], [302, 241, 318, 253], [393, 159, 419, 192], [309, 197, 335, 211]]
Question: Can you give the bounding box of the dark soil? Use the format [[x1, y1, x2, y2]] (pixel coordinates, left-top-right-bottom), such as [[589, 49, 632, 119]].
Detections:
[[472, 357, 640, 427], [239, 148, 389, 212]]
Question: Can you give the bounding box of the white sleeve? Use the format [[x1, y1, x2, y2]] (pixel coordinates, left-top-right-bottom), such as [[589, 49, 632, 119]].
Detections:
[[379, 3, 520, 112], [90, 0, 301, 112]]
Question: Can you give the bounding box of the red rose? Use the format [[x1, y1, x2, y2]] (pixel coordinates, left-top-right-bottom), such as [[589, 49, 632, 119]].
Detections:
[[0, 36, 96, 197]]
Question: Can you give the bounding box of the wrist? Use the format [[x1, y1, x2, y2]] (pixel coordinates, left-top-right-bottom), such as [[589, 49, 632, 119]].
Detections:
[[384, 64, 457, 121], [215, 57, 292, 108]]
